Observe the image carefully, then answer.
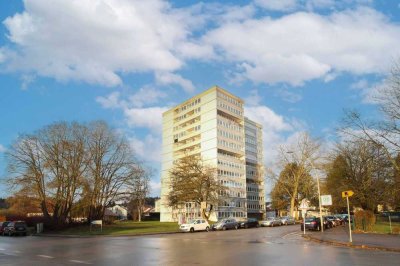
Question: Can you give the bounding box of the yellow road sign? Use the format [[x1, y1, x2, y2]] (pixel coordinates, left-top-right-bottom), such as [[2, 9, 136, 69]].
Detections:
[[342, 190, 354, 198]]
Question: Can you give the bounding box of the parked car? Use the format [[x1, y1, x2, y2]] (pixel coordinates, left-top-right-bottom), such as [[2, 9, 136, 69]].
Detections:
[[301, 217, 330, 231], [238, 218, 259, 229], [280, 216, 296, 225], [4, 221, 28, 236], [0, 221, 11, 236], [260, 217, 282, 227], [325, 216, 340, 227], [179, 219, 210, 233], [211, 219, 238, 231]]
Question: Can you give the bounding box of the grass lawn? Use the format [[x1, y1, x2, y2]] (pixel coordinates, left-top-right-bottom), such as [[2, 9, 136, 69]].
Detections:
[[372, 222, 400, 234], [46, 221, 180, 236]]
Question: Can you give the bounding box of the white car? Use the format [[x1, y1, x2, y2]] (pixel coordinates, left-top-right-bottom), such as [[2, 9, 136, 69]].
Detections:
[[179, 219, 210, 233], [260, 217, 282, 227]]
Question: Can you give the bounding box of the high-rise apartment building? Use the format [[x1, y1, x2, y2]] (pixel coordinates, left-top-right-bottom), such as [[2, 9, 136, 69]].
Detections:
[[160, 86, 265, 222]]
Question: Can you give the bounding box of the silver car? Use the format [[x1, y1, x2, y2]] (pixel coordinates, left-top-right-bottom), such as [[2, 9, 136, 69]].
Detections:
[[280, 216, 296, 225], [260, 217, 282, 227]]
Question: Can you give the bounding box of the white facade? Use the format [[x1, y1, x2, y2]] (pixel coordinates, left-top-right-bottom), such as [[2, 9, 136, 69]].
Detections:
[[160, 86, 264, 222]]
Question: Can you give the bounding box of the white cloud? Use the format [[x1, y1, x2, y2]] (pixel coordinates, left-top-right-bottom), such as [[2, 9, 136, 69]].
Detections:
[[129, 87, 168, 108], [246, 105, 293, 132], [203, 7, 400, 85], [155, 72, 195, 92], [0, 144, 6, 153], [244, 89, 262, 106], [96, 92, 122, 109], [1, 0, 199, 87], [149, 179, 161, 196], [129, 134, 162, 162], [124, 106, 167, 132], [350, 78, 383, 104]]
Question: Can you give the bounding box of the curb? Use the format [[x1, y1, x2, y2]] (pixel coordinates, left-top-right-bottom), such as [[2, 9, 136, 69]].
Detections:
[[302, 234, 400, 253], [32, 230, 182, 238]]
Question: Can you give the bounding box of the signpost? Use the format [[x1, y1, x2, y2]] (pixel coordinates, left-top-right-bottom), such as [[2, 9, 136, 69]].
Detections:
[[90, 220, 103, 232], [299, 199, 310, 235], [320, 195, 332, 206], [342, 190, 354, 243]]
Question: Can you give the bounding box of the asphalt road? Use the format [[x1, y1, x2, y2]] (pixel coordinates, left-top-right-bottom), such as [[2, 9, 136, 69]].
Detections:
[[1, 224, 399, 265]]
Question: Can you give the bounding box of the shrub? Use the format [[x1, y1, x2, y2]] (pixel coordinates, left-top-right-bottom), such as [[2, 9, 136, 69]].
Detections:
[[354, 210, 376, 232]]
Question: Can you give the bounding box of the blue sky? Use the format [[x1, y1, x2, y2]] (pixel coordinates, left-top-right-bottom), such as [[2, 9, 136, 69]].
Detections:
[[1, 0, 400, 198]]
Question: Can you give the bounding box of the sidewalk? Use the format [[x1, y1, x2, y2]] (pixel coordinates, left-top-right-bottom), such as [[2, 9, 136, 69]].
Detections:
[[303, 226, 400, 252]]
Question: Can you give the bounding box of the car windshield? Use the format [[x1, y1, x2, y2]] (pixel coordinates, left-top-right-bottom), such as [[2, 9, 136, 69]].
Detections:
[[305, 218, 315, 222], [15, 222, 26, 226]]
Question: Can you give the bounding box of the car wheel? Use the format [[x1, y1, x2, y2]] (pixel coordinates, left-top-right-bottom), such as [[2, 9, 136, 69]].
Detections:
[[190, 228, 194, 233], [205, 226, 209, 232], [222, 226, 226, 231]]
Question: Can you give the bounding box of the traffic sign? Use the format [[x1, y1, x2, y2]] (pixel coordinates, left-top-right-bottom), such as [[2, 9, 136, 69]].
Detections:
[[342, 190, 354, 198], [320, 195, 332, 206], [299, 198, 310, 210]]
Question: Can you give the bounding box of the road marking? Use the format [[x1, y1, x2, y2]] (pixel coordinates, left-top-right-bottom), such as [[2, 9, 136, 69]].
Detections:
[[37, 255, 55, 259], [282, 231, 302, 239], [69, 259, 92, 264]]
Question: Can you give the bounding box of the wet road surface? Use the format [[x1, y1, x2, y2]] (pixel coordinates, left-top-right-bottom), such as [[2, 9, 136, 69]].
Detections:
[[0, 224, 399, 265]]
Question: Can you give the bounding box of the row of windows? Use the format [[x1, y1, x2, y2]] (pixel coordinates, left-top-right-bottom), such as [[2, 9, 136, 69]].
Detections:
[[175, 107, 201, 122], [246, 169, 258, 177], [247, 186, 261, 193], [218, 151, 242, 161], [217, 159, 243, 170], [218, 118, 242, 132], [219, 190, 244, 198], [218, 212, 246, 218], [218, 102, 243, 116], [220, 201, 245, 208], [248, 195, 264, 201], [220, 179, 244, 188], [173, 117, 200, 132], [248, 204, 264, 210], [176, 98, 201, 113], [173, 125, 201, 140], [218, 169, 243, 178], [218, 139, 243, 151], [218, 129, 242, 142], [217, 92, 242, 108]]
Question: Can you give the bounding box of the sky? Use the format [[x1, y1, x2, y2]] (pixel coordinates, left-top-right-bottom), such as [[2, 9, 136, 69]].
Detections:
[[1, 0, 400, 198]]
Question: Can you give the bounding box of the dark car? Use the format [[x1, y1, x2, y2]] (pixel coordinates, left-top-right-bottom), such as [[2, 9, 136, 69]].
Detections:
[[4, 221, 28, 236], [0, 221, 11, 236], [300, 217, 329, 231], [239, 218, 259, 229], [212, 219, 238, 231]]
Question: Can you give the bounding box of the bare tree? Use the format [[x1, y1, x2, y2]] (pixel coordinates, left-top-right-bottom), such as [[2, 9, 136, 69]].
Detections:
[[269, 132, 320, 217], [126, 165, 150, 222], [342, 61, 400, 170], [325, 139, 393, 211], [167, 155, 227, 222], [6, 122, 88, 226], [85, 121, 138, 221]]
